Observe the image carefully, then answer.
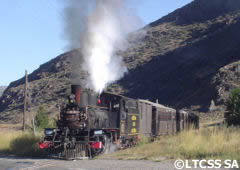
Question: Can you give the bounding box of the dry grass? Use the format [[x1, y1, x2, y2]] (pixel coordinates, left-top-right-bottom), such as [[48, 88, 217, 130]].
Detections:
[[200, 119, 224, 127], [1, 125, 239, 160], [0, 129, 46, 157], [101, 127, 240, 161], [0, 131, 23, 153]]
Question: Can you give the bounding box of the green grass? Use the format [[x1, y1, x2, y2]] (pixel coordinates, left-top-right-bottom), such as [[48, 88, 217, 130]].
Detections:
[[100, 126, 240, 161]]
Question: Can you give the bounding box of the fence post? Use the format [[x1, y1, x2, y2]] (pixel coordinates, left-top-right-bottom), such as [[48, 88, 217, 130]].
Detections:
[[32, 117, 36, 136]]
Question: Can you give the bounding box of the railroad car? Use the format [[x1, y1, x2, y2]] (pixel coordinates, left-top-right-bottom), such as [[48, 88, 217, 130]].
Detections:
[[39, 85, 199, 159]]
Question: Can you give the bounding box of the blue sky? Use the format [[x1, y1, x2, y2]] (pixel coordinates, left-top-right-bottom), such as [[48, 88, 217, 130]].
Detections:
[[0, 0, 192, 86]]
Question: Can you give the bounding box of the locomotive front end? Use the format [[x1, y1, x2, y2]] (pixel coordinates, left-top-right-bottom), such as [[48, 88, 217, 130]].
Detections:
[[39, 85, 91, 159], [39, 85, 107, 159]]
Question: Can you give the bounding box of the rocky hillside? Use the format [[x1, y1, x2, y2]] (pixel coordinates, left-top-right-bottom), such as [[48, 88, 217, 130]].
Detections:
[[0, 86, 6, 97], [0, 50, 87, 123], [214, 60, 240, 106], [115, 0, 240, 112], [1, 0, 240, 123]]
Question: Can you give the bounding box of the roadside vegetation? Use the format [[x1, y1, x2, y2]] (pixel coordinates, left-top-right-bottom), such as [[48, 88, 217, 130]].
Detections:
[[0, 130, 47, 157], [101, 126, 240, 161], [35, 106, 56, 131], [225, 88, 240, 126], [0, 106, 53, 157]]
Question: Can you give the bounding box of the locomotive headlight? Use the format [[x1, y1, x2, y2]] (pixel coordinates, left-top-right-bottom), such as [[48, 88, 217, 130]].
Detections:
[[94, 130, 103, 135], [44, 128, 54, 136]]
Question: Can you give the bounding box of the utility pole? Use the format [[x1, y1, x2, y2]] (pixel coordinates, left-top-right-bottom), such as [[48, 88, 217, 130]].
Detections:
[[23, 70, 28, 132]]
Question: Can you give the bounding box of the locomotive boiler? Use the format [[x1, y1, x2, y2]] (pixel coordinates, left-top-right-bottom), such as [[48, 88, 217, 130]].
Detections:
[[39, 85, 199, 159]]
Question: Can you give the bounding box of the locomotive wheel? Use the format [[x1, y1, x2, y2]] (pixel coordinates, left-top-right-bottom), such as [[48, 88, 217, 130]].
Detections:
[[102, 135, 110, 154], [102, 135, 117, 154]]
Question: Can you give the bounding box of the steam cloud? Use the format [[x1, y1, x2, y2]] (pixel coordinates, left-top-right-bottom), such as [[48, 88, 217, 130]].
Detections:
[[63, 0, 142, 93]]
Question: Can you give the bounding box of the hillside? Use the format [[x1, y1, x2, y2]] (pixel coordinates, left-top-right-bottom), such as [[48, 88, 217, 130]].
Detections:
[[0, 86, 6, 97], [0, 50, 87, 123], [214, 60, 240, 106], [115, 0, 240, 112], [1, 0, 240, 123]]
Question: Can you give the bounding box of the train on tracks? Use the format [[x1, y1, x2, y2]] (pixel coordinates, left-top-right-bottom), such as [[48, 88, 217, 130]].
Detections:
[[39, 85, 199, 159]]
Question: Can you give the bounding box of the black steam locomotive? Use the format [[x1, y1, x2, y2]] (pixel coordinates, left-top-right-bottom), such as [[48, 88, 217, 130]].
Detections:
[[39, 85, 199, 159]]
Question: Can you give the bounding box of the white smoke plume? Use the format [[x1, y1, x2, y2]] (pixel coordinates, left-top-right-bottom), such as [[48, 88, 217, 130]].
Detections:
[[63, 0, 142, 93]]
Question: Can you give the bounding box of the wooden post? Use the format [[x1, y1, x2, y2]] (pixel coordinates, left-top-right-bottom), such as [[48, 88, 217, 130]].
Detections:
[[23, 70, 28, 132], [32, 117, 36, 136], [57, 104, 61, 120]]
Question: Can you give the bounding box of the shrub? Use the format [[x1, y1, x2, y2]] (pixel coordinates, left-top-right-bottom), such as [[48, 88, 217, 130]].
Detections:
[[225, 88, 240, 126], [0, 131, 22, 153], [35, 106, 49, 130], [9, 133, 47, 157], [0, 131, 47, 157]]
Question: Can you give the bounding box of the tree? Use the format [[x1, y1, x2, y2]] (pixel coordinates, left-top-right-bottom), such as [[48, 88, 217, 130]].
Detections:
[[225, 88, 240, 126], [35, 106, 49, 130]]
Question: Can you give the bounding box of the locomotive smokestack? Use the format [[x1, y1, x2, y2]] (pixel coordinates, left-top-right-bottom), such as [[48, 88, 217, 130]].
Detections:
[[71, 85, 81, 104]]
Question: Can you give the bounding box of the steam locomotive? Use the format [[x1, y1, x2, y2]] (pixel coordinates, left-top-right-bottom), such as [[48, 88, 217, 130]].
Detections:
[[39, 85, 199, 159]]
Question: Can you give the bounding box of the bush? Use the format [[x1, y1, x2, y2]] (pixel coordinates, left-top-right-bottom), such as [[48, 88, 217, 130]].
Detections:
[[225, 88, 240, 126], [0, 131, 23, 154], [35, 106, 49, 130], [9, 133, 47, 157]]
